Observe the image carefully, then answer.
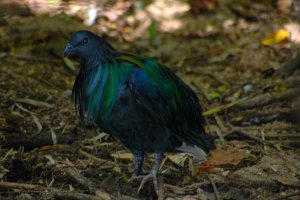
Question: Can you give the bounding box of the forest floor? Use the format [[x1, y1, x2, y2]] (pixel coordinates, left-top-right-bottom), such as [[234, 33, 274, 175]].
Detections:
[[0, 0, 299, 199]]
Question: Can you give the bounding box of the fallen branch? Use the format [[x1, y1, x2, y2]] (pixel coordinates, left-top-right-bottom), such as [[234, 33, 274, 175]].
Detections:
[[225, 125, 296, 150], [2, 128, 77, 150], [0, 181, 108, 200], [229, 106, 300, 126], [227, 127, 267, 146], [233, 88, 299, 111], [203, 88, 299, 117]]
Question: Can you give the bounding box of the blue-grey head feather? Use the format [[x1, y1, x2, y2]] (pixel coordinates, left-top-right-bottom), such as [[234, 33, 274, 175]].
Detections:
[[64, 30, 119, 64]]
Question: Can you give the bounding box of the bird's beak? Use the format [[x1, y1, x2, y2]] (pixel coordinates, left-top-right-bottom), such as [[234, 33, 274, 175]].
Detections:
[[63, 43, 74, 57]]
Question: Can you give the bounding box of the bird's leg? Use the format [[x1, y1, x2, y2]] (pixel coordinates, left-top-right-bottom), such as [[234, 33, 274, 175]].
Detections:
[[132, 150, 145, 177], [131, 152, 163, 194]]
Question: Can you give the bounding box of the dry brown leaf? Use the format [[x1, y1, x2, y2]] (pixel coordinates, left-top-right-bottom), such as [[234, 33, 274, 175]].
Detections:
[[205, 148, 248, 166], [188, 0, 218, 12], [197, 164, 214, 174], [166, 153, 189, 167], [39, 144, 70, 151]]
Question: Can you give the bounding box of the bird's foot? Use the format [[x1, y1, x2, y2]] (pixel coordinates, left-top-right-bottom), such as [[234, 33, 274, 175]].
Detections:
[[130, 171, 158, 194]]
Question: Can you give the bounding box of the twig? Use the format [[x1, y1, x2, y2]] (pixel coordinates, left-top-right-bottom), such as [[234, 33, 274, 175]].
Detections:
[[214, 115, 226, 144], [14, 103, 42, 132], [226, 124, 296, 150], [0, 181, 106, 200], [261, 130, 267, 151], [206, 174, 221, 200], [264, 134, 300, 139], [78, 149, 110, 164], [228, 126, 266, 146], [66, 168, 96, 194], [15, 98, 54, 108]]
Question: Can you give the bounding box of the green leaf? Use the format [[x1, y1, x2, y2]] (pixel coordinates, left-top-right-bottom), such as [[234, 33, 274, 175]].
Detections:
[[63, 57, 76, 71], [112, 166, 121, 174], [148, 19, 158, 46], [209, 92, 220, 100], [218, 84, 227, 92]]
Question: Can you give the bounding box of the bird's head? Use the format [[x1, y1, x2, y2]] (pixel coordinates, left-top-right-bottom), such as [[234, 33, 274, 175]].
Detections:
[[64, 30, 118, 65], [64, 30, 99, 58]]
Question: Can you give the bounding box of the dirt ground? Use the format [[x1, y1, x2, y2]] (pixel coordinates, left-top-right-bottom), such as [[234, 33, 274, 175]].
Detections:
[[0, 0, 299, 199]]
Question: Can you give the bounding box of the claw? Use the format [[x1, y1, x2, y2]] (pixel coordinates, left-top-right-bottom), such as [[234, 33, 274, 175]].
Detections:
[[130, 152, 163, 195], [130, 172, 159, 194]]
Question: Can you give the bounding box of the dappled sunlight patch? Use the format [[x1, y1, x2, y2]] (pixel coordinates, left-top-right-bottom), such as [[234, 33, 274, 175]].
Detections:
[[284, 22, 300, 45]]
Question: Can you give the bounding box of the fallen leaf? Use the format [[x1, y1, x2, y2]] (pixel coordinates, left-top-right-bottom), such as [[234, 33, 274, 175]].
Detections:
[[202, 101, 239, 116], [276, 175, 300, 186], [166, 153, 189, 167], [50, 127, 57, 145], [39, 144, 70, 151], [274, 85, 287, 92], [86, 132, 109, 142], [16, 98, 54, 108], [44, 154, 56, 165], [262, 29, 290, 46], [111, 151, 133, 160], [188, 0, 218, 12], [197, 164, 214, 174], [112, 166, 121, 174], [205, 148, 248, 166], [209, 91, 221, 100]]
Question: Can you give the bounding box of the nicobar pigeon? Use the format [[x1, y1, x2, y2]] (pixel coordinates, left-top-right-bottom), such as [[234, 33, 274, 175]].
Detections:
[[64, 30, 215, 193]]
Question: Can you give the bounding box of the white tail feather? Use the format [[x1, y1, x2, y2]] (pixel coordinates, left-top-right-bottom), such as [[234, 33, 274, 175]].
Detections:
[[176, 142, 207, 162]]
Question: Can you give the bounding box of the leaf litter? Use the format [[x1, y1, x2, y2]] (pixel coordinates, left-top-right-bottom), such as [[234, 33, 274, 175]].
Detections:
[[0, 0, 300, 199]]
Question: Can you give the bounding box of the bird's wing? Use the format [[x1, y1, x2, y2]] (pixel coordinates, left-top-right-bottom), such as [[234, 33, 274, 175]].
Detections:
[[118, 55, 214, 152]]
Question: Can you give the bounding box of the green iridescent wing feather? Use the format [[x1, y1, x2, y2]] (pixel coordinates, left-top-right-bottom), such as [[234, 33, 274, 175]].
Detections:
[[118, 55, 207, 147]]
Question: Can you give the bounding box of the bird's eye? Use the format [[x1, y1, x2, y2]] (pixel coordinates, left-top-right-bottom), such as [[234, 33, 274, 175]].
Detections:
[[82, 38, 88, 45]]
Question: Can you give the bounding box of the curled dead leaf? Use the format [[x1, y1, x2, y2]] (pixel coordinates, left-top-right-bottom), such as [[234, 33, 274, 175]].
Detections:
[[207, 148, 248, 166], [198, 147, 250, 174]]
